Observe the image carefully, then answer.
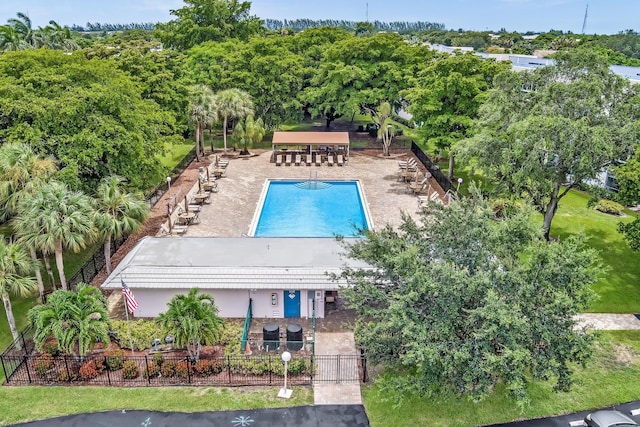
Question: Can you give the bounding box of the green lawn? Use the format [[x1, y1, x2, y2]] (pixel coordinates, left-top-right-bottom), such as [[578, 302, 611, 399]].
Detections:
[[364, 331, 640, 427], [546, 190, 639, 313], [0, 386, 312, 426]]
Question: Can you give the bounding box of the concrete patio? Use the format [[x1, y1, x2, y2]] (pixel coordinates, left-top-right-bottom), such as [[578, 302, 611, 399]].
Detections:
[[167, 149, 440, 237]]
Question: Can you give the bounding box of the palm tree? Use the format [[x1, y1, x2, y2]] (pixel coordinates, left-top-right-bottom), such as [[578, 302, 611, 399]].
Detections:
[[0, 237, 38, 347], [28, 284, 110, 357], [0, 143, 57, 222], [0, 143, 57, 298], [94, 176, 149, 275], [234, 114, 266, 155], [14, 182, 97, 291], [157, 288, 223, 360], [5, 12, 34, 48], [214, 89, 254, 154], [188, 84, 215, 162], [40, 20, 79, 51]]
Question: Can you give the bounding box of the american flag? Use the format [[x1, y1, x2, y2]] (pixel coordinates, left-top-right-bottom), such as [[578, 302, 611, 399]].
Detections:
[[121, 279, 139, 312]]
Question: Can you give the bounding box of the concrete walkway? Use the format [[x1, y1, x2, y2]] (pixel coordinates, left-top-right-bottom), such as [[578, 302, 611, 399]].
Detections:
[[313, 332, 363, 405], [575, 313, 640, 330]]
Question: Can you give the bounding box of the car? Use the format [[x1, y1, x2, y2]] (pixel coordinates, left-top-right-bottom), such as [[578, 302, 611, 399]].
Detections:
[[585, 410, 639, 427]]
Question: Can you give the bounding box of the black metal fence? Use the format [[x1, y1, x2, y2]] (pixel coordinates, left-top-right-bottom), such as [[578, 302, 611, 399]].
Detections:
[[1, 351, 367, 387], [411, 141, 455, 195], [313, 354, 367, 384], [145, 146, 197, 208]]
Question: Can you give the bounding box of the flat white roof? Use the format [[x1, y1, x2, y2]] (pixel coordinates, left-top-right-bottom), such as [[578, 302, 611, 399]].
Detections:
[[102, 237, 368, 290], [272, 132, 349, 145]]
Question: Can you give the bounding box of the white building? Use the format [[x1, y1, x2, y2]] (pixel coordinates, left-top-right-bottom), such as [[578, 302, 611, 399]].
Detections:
[[102, 236, 368, 319]]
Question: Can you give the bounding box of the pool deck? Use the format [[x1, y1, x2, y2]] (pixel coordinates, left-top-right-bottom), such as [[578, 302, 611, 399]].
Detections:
[[178, 150, 440, 237]]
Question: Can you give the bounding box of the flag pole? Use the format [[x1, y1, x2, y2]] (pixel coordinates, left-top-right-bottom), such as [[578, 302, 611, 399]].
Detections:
[[121, 279, 135, 356]]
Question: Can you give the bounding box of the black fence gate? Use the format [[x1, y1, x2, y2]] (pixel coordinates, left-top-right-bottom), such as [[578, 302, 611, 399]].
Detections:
[[312, 354, 367, 384]]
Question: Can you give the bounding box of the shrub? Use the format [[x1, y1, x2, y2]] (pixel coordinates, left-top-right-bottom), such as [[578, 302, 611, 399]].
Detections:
[[105, 348, 126, 371], [216, 322, 242, 346], [57, 369, 77, 382], [79, 360, 101, 380], [193, 359, 224, 376], [596, 199, 625, 215], [43, 341, 60, 356], [110, 319, 168, 351], [152, 352, 164, 367], [32, 353, 54, 378], [122, 360, 139, 379], [175, 360, 192, 378], [160, 360, 176, 377], [143, 361, 161, 379]]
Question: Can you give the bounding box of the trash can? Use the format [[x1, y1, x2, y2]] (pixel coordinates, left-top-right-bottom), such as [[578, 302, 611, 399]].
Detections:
[[286, 323, 303, 351], [263, 323, 279, 351]]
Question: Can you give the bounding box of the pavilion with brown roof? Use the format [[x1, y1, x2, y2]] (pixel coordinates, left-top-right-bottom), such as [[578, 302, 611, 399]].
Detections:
[[271, 131, 350, 162]]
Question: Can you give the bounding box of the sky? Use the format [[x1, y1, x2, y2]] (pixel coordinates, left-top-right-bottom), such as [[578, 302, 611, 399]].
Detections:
[[0, 0, 637, 35]]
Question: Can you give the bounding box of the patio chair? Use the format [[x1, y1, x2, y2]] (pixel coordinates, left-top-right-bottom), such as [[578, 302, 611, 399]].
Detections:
[[327, 154, 334, 166], [337, 154, 344, 166], [285, 153, 292, 166], [275, 154, 283, 166], [295, 153, 301, 166], [305, 154, 311, 166], [409, 178, 428, 194], [314, 152, 321, 166]]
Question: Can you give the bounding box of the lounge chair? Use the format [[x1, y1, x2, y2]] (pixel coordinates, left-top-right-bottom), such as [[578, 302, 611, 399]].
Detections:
[[275, 154, 282, 166], [327, 154, 334, 166], [160, 223, 187, 236], [409, 178, 428, 194], [337, 154, 344, 166], [285, 154, 292, 166], [295, 153, 301, 166], [305, 154, 311, 166], [314, 153, 321, 166]]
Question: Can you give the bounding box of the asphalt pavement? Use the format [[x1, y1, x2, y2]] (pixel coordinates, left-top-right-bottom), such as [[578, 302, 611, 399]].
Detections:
[[10, 405, 370, 427], [485, 400, 640, 427]]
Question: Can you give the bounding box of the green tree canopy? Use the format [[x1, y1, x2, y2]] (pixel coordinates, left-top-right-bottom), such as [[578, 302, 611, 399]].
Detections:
[[301, 32, 433, 128], [339, 193, 600, 404], [462, 48, 640, 240], [186, 36, 305, 126], [403, 52, 510, 179], [155, 0, 264, 50], [0, 49, 180, 192]]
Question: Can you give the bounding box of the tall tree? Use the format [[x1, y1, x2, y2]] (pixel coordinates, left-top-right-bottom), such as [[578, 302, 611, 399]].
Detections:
[[0, 143, 57, 298], [403, 53, 510, 179], [156, 288, 224, 360], [0, 50, 180, 192], [93, 176, 149, 275], [155, 0, 263, 50], [373, 102, 394, 157], [463, 48, 640, 240], [339, 191, 599, 404], [0, 143, 57, 222], [214, 88, 254, 154], [15, 182, 97, 290], [301, 32, 434, 129], [188, 84, 216, 161], [0, 237, 38, 347], [234, 114, 266, 155], [186, 36, 305, 127], [28, 284, 110, 357]]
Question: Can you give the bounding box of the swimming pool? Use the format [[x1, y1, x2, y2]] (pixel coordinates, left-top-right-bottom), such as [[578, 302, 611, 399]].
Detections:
[[250, 180, 371, 237]]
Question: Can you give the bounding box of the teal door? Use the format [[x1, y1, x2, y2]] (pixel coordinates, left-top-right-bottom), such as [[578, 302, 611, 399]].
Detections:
[[284, 290, 300, 318]]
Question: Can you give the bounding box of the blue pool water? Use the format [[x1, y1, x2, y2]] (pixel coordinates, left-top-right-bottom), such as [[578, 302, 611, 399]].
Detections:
[[253, 180, 369, 237]]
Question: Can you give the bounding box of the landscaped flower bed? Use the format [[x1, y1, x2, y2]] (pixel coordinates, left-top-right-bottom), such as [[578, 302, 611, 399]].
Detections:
[[4, 320, 315, 387]]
